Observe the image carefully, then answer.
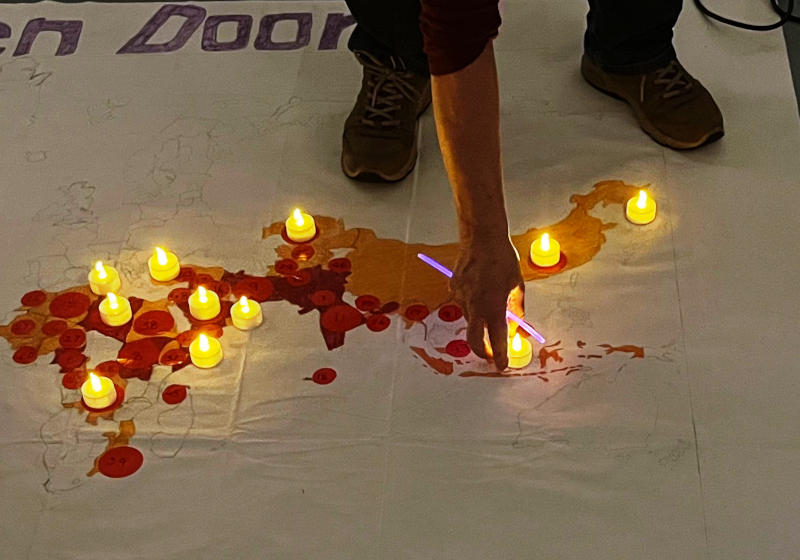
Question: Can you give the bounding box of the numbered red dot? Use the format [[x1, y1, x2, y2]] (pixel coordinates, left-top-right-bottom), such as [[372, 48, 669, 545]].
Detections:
[[291, 244, 315, 262], [275, 259, 299, 275], [162, 384, 188, 405], [97, 446, 144, 478], [42, 320, 68, 336], [438, 304, 463, 322], [327, 258, 351, 273], [133, 310, 174, 336], [13, 346, 37, 364], [49, 292, 90, 319], [404, 304, 430, 322], [310, 290, 337, 307], [56, 348, 86, 370], [233, 277, 274, 302], [286, 268, 312, 287], [320, 304, 364, 332], [445, 339, 472, 358], [168, 288, 192, 304], [117, 339, 161, 370], [194, 273, 215, 287], [95, 360, 120, 377], [58, 328, 86, 349], [159, 347, 189, 367], [355, 295, 380, 312], [311, 368, 337, 385], [366, 314, 391, 332], [21, 290, 47, 307], [10, 319, 36, 336], [62, 370, 85, 390], [208, 280, 231, 298]]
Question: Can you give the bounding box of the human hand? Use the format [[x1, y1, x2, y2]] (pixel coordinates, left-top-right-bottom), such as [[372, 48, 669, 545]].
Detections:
[[451, 235, 525, 371]]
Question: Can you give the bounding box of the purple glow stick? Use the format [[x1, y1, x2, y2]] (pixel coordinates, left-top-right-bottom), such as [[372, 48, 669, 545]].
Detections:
[[416, 253, 546, 344]]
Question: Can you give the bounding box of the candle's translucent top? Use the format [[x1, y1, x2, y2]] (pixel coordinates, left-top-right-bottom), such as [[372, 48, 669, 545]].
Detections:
[[512, 332, 522, 351], [95, 261, 107, 279], [89, 371, 102, 391], [107, 292, 119, 309], [541, 233, 550, 251], [292, 208, 305, 227], [239, 296, 249, 313], [637, 190, 647, 209], [155, 246, 168, 266], [198, 286, 208, 303], [198, 333, 210, 352]]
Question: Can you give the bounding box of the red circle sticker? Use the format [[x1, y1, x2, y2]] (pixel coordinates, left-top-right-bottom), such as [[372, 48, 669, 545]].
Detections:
[[10, 319, 36, 336], [438, 304, 463, 322], [162, 384, 188, 405], [194, 273, 215, 287], [233, 277, 274, 302], [327, 258, 351, 273], [58, 328, 87, 349], [42, 320, 68, 336], [21, 290, 47, 307], [445, 339, 472, 358], [49, 292, 91, 319], [56, 348, 86, 370], [95, 360, 120, 377], [13, 346, 37, 364], [355, 295, 380, 312], [175, 267, 196, 283], [310, 290, 337, 307], [286, 268, 312, 287], [275, 259, 299, 275], [291, 244, 315, 262], [311, 368, 337, 385], [133, 310, 175, 336], [62, 370, 85, 389], [168, 288, 192, 304], [159, 347, 189, 367], [404, 304, 430, 322], [366, 314, 391, 332], [97, 446, 144, 478]]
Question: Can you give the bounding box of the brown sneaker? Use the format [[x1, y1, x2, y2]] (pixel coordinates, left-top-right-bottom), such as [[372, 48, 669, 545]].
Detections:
[[342, 51, 432, 182], [581, 55, 724, 150]]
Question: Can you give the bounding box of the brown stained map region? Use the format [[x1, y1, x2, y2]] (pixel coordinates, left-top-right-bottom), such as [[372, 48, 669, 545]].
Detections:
[[0, 180, 649, 482]]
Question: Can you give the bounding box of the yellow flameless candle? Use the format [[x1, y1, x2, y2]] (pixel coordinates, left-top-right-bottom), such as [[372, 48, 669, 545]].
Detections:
[[189, 333, 223, 368], [625, 189, 657, 225], [530, 232, 561, 267], [231, 296, 263, 330], [188, 286, 221, 320], [285, 208, 316, 243], [148, 246, 181, 282], [99, 292, 132, 326], [507, 332, 533, 369], [87, 261, 121, 295], [81, 371, 117, 409]]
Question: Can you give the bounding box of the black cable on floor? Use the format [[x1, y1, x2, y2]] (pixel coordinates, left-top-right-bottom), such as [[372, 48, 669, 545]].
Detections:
[[693, 0, 799, 30]]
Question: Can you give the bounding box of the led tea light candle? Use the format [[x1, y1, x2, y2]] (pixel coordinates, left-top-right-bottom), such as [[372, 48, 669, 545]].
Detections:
[[81, 371, 117, 409], [148, 246, 181, 282], [189, 333, 223, 368], [285, 208, 316, 243], [231, 296, 263, 330], [530, 233, 561, 268], [88, 261, 121, 295], [625, 189, 657, 225], [99, 292, 132, 327], [507, 332, 533, 369], [188, 286, 221, 320]]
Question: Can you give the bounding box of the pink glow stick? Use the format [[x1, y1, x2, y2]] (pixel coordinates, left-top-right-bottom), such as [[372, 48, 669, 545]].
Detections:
[[416, 253, 546, 344]]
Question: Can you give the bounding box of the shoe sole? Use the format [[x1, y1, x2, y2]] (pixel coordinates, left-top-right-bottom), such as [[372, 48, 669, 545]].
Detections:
[[580, 56, 724, 150], [341, 95, 432, 183]]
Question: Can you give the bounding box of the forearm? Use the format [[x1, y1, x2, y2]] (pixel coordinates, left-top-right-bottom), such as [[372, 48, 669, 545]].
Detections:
[[430, 41, 508, 244]]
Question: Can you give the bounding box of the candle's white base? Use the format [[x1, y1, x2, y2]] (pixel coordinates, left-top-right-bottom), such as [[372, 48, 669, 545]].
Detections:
[[99, 298, 132, 326], [231, 305, 263, 331], [189, 338, 224, 369], [81, 377, 117, 409], [625, 198, 657, 225], [148, 252, 181, 282], [188, 290, 221, 321]]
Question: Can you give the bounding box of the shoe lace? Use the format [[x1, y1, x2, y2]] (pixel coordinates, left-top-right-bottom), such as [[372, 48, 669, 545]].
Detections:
[[653, 60, 693, 99], [357, 52, 421, 128]]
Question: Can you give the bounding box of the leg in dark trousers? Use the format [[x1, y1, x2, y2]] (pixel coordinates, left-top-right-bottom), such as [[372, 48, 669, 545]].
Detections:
[[344, 0, 430, 76], [584, 0, 683, 74]]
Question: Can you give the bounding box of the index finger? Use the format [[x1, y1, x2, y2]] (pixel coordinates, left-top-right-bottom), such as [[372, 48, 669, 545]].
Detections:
[[486, 307, 509, 372]]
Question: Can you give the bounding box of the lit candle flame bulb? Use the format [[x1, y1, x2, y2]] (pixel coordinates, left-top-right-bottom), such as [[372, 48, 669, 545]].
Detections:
[[231, 294, 263, 330], [98, 292, 132, 326], [189, 332, 223, 368], [81, 370, 117, 410], [87, 260, 121, 295], [148, 246, 181, 282], [507, 332, 533, 369], [530, 232, 561, 268], [188, 285, 220, 320], [625, 189, 657, 225], [285, 207, 316, 243]]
